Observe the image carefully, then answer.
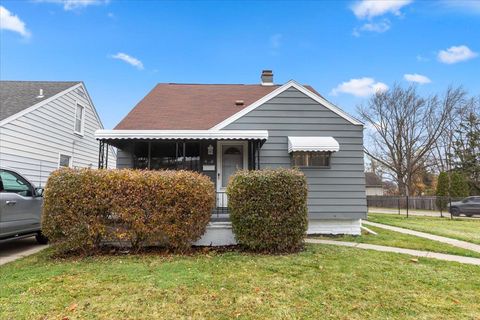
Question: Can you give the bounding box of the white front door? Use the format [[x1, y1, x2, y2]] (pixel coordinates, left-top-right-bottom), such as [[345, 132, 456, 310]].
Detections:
[[216, 141, 248, 207]]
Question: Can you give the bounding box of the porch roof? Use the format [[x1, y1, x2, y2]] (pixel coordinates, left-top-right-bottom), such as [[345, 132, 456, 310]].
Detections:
[[95, 129, 269, 141]]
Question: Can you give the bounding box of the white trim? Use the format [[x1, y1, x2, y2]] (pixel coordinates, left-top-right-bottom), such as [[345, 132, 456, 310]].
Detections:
[[216, 140, 248, 193], [210, 80, 363, 130], [0, 83, 82, 127], [95, 129, 269, 140], [73, 102, 85, 136], [57, 152, 72, 168]]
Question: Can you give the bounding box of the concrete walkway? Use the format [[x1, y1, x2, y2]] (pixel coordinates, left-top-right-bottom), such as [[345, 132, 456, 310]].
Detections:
[[368, 208, 444, 217], [363, 220, 480, 253], [305, 238, 480, 266], [0, 237, 48, 266]]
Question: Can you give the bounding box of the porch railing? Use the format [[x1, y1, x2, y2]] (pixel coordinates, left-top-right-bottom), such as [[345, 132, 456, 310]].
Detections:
[[212, 191, 229, 222]]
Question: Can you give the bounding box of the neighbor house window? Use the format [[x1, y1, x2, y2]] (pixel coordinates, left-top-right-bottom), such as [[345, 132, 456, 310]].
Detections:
[[74, 104, 84, 134], [59, 154, 72, 168], [291, 152, 331, 168]]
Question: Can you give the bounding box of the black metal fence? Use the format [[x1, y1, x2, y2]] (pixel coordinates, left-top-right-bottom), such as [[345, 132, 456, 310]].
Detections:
[[365, 196, 480, 218], [367, 196, 465, 212]]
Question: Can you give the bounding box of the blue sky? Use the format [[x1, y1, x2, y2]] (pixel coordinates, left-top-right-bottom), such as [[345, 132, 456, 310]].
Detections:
[[1, 0, 479, 129]]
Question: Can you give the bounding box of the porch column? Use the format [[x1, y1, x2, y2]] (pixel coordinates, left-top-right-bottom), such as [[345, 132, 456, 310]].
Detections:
[[98, 140, 104, 169], [147, 140, 152, 169], [105, 142, 109, 168], [183, 141, 186, 168], [256, 141, 261, 170]]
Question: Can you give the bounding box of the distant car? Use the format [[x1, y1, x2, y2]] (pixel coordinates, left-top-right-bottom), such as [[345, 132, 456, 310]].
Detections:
[[0, 167, 47, 244], [448, 196, 480, 217]]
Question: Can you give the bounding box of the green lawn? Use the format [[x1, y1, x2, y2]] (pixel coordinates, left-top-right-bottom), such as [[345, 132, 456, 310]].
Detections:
[[314, 225, 480, 258], [1, 246, 480, 319], [368, 213, 480, 245]]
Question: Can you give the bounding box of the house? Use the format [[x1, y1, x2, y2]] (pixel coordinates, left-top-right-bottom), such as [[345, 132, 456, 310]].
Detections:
[[95, 71, 366, 244], [365, 172, 384, 196], [0, 81, 115, 186]]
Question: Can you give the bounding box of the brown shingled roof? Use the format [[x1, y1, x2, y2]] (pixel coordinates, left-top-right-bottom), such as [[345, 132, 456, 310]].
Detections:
[[115, 83, 318, 130]]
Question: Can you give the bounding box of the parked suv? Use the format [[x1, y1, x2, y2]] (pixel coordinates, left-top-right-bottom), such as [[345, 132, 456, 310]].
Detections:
[[448, 196, 480, 217], [0, 167, 47, 244]]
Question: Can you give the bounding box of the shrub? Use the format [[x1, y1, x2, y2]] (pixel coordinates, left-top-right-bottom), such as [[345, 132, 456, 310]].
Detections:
[[42, 168, 215, 254], [227, 168, 308, 253], [436, 171, 470, 210]]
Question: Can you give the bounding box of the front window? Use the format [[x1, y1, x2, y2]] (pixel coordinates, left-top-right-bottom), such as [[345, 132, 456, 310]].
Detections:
[[74, 104, 84, 134], [291, 151, 331, 168], [0, 170, 33, 196], [59, 154, 72, 167]]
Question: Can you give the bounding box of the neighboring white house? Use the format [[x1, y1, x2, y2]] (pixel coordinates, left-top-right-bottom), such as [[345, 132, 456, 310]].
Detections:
[[0, 81, 115, 186]]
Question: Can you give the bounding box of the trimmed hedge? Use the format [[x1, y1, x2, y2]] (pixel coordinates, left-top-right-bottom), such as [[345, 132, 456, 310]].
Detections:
[[227, 168, 308, 253], [42, 168, 215, 254]]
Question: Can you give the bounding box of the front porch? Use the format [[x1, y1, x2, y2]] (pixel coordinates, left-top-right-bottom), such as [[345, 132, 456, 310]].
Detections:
[[95, 129, 268, 218]]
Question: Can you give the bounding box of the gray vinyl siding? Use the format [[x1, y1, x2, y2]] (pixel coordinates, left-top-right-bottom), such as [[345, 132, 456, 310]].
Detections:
[[0, 85, 115, 186], [224, 87, 366, 220]]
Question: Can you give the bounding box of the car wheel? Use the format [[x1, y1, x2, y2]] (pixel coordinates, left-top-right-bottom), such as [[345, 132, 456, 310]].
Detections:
[[450, 207, 460, 216], [466, 213, 473, 217], [35, 232, 49, 244]]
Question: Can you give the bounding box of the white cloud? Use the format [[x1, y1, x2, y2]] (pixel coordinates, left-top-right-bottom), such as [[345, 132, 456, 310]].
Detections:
[[439, 0, 480, 14], [361, 20, 391, 32], [353, 19, 391, 36], [111, 53, 144, 70], [437, 45, 478, 64], [351, 0, 413, 19], [0, 6, 31, 38], [269, 33, 282, 49], [36, 0, 109, 11], [416, 54, 429, 62], [331, 77, 388, 97], [404, 73, 431, 84]]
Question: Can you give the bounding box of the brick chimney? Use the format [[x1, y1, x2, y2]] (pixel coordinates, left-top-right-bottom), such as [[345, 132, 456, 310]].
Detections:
[[261, 70, 273, 86]]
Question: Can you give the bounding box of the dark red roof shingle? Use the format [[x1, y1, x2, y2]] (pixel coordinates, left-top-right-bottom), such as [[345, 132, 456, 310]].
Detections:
[[115, 83, 317, 130]]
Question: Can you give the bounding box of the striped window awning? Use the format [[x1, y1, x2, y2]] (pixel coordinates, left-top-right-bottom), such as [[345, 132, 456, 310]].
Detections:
[[287, 136, 340, 153]]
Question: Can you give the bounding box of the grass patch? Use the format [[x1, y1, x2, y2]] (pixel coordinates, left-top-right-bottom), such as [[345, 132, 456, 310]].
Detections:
[[1, 245, 480, 319], [314, 225, 480, 258], [368, 214, 480, 245]]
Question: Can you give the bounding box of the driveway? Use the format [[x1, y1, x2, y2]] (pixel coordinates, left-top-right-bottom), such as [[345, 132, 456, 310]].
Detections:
[[0, 236, 48, 266]]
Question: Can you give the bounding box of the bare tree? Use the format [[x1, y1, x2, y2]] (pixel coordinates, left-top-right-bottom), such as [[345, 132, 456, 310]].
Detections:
[[429, 96, 474, 173], [358, 85, 466, 196]]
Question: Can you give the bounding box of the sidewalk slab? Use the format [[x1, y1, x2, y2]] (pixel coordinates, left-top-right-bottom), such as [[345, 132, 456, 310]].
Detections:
[[0, 237, 48, 266], [363, 220, 480, 253], [305, 238, 480, 265], [368, 208, 443, 217]]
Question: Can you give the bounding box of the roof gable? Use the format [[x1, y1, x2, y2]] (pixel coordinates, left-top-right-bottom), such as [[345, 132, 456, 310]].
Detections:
[[0, 81, 80, 122], [211, 81, 363, 129]]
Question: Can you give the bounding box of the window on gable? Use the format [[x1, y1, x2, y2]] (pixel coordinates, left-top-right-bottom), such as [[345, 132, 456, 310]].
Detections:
[[291, 152, 331, 168], [59, 154, 72, 168], [74, 104, 84, 134]]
